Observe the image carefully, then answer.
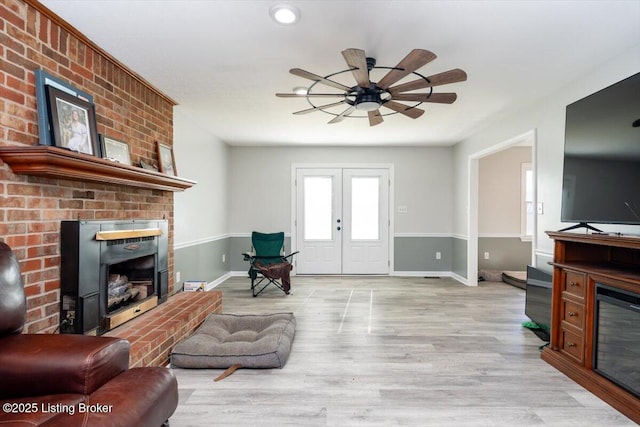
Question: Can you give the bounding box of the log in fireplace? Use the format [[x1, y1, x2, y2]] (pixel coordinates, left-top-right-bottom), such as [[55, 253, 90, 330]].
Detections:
[[60, 220, 169, 335]]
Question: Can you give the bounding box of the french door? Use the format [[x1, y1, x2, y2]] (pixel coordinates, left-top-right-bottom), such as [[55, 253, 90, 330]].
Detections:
[[295, 168, 389, 274]]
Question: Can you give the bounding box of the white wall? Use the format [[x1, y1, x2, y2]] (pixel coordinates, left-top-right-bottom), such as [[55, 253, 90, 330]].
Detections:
[[479, 146, 531, 235], [453, 45, 640, 256], [173, 106, 229, 246], [227, 145, 453, 235]]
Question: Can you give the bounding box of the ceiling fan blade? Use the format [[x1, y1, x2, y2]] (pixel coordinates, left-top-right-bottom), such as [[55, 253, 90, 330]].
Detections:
[[368, 110, 383, 126], [289, 68, 352, 91], [293, 101, 347, 115], [381, 100, 424, 119], [388, 68, 468, 93], [341, 48, 370, 88], [376, 49, 437, 89], [276, 93, 346, 98], [392, 92, 458, 104], [328, 105, 356, 124]]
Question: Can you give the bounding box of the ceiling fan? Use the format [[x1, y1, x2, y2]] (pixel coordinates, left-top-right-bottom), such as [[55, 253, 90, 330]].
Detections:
[[276, 48, 467, 126]]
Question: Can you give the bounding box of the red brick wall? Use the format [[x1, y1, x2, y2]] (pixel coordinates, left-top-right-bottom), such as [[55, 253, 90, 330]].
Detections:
[[0, 0, 177, 333]]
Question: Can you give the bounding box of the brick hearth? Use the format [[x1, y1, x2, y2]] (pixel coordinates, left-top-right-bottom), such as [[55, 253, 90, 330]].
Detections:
[[105, 291, 222, 367]]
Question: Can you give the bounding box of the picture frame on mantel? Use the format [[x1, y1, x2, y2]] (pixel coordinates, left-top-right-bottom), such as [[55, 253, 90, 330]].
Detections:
[[157, 142, 177, 176], [35, 69, 94, 147], [100, 134, 132, 165], [46, 85, 100, 156]]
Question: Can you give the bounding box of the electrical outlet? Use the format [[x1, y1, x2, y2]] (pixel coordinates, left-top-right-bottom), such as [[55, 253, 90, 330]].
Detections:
[[176, 271, 181, 283], [222, 253, 226, 263], [436, 251, 442, 260], [484, 252, 490, 260]]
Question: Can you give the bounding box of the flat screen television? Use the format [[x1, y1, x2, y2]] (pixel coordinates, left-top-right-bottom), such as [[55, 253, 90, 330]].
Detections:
[[561, 72, 640, 230], [525, 265, 551, 342]]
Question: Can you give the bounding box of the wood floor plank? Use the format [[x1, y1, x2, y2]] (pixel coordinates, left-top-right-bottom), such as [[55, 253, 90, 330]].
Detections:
[[169, 276, 635, 426]]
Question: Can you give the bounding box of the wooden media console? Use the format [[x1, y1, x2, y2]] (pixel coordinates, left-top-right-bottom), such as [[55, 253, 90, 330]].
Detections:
[[543, 231, 640, 423]]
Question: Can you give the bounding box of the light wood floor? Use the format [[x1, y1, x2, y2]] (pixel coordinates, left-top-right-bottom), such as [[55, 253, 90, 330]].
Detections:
[[169, 276, 634, 426]]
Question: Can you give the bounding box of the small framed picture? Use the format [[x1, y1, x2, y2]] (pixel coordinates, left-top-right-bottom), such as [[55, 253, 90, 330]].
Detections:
[[46, 85, 99, 156], [100, 135, 132, 165], [156, 141, 177, 176]]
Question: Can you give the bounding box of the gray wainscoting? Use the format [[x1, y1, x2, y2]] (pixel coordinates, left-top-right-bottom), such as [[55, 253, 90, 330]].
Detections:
[[478, 237, 532, 271], [393, 236, 452, 272], [452, 237, 467, 279], [174, 238, 231, 290], [176, 235, 471, 282]]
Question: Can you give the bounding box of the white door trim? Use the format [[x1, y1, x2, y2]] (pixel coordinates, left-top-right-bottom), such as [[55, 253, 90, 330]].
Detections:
[[467, 129, 537, 286], [291, 163, 395, 275]]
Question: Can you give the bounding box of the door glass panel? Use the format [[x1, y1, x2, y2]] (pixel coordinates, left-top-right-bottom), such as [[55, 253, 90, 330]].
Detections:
[[304, 176, 332, 240], [351, 177, 379, 240]]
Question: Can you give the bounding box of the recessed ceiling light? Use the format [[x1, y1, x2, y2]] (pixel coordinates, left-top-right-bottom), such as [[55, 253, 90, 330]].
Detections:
[[269, 4, 300, 25]]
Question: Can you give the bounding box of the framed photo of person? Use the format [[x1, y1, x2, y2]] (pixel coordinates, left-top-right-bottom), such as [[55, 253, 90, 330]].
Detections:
[[46, 85, 100, 156], [35, 69, 94, 147], [100, 135, 132, 165], [156, 141, 177, 176]]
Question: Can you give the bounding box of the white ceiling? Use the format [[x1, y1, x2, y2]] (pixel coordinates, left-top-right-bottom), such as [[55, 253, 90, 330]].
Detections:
[[40, 0, 640, 146]]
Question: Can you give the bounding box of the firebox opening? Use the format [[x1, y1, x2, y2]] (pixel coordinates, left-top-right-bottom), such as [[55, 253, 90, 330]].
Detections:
[[60, 220, 168, 335], [107, 254, 155, 314]]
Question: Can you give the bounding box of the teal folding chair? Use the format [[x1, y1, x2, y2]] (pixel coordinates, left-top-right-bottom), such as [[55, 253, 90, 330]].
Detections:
[[242, 232, 298, 297]]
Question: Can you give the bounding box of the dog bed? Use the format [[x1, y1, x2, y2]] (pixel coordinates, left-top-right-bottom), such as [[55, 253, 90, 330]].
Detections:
[[170, 312, 296, 370]]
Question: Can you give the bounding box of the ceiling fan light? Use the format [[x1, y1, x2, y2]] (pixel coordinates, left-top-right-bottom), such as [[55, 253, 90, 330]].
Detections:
[[269, 4, 300, 24], [293, 86, 308, 95], [355, 92, 381, 111], [356, 101, 381, 112]]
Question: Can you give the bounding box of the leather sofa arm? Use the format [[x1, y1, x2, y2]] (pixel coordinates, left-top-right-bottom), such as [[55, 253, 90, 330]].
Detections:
[[50, 367, 179, 427], [0, 334, 129, 399]]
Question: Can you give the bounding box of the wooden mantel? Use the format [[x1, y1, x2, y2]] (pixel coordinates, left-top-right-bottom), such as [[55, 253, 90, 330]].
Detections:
[[0, 146, 196, 192]]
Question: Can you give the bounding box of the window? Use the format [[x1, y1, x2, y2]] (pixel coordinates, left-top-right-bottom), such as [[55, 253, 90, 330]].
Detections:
[[350, 176, 379, 240], [303, 176, 333, 240]]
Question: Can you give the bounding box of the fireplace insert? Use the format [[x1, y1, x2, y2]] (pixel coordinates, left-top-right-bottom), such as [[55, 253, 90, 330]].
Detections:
[[60, 220, 168, 335], [593, 284, 640, 398]]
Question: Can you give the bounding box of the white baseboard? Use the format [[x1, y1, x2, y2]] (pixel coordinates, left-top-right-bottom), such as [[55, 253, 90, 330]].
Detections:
[[205, 272, 234, 290], [391, 270, 469, 286], [215, 270, 470, 286], [392, 271, 452, 278], [450, 272, 470, 286]]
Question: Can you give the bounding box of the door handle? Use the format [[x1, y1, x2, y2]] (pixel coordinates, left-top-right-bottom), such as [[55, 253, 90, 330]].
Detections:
[[337, 226, 341, 231]]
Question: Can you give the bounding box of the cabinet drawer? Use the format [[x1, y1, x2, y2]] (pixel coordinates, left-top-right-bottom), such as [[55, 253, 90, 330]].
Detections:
[[562, 300, 585, 330], [560, 328, 584, 364], [563, 271, 586, 299]]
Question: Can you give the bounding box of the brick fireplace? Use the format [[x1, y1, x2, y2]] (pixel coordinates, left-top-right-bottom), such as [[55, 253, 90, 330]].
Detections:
[[0, 0, 179, 334]]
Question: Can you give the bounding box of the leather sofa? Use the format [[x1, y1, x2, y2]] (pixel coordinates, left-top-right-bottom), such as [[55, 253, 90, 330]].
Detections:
[[0, 241, 178, 426]]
